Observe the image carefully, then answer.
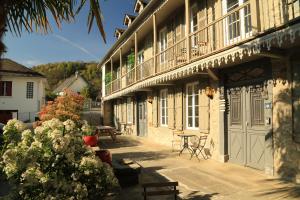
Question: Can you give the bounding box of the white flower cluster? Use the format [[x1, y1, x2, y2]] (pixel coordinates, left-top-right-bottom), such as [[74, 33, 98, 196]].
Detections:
[[3, 118, 26, 133], [63, 119, 76, 132], [1, 118, 118, 199]]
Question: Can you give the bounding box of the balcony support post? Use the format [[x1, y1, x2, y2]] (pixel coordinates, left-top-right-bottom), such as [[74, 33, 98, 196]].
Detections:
[[153, 13, 157, 74], [119, 48, 123, 89], [110, 57, 113, 94], [134, 32, 138, 82], [250, 0, 260, 34], [185, 0, 191, 62], [102, 64, 105, 97]]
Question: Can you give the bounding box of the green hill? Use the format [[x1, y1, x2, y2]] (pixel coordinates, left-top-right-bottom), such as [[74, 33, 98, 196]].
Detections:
[[32, 61, 102, 100]]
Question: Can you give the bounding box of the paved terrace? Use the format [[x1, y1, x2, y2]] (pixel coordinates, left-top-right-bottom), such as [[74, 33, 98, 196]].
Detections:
[[101, 136, 300, 200]]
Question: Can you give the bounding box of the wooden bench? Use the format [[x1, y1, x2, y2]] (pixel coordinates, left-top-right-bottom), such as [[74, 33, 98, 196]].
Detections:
[[142, 181, 179, 200]]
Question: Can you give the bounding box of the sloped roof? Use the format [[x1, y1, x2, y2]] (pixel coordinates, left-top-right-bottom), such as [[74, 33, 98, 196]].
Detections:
[[0, 58, 44, 77], [53, 74, 88, 94]]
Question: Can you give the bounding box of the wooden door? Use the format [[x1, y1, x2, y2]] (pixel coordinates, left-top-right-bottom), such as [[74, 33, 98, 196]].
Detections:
[[137, 95, 147, 137], [228, 85, 272, 170], [0, 111, 13, 124]]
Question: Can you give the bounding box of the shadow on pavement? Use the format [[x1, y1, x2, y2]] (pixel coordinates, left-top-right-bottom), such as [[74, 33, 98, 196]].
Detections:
[[255, 178, 300, 199]]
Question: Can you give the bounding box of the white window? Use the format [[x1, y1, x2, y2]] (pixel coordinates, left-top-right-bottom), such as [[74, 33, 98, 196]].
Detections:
[[159, 28, 167, 64], [26, 82, 34, 99], [186, 82, 199, 129], [160, 89, 168, 126], [138, 51, 144, 64], [223, 0, 252, 44], [190, 4, 199, 47], [127, 97, 133, 123]]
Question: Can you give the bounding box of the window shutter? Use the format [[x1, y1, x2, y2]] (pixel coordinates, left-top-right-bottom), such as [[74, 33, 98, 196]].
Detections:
[[132, 97, 136, 124], [152, 91, 158, 127], [198, 1, 207, 43], [0, 82, 4, 96], [175, 86, 183, 130], [122, 100, 126, 123], [168, 88, 175, 129], [167, 22, 174, 47], [6, 82, 12, 96], [199, 80, 210, 134]]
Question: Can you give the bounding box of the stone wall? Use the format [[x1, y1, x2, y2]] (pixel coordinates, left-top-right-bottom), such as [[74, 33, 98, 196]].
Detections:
[[272, 58, 300, 183]]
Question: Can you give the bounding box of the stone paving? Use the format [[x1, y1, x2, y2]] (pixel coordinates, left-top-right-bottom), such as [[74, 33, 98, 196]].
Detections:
[[101, 136, 300, 200]]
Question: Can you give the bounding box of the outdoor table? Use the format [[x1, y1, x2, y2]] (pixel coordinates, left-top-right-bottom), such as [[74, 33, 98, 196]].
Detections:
[[177, 134, 196, 156], [96, 126, 117, 142]]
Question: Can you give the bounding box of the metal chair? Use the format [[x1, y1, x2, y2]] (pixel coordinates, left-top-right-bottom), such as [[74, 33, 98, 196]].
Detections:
[[190, 135, 208, 161]]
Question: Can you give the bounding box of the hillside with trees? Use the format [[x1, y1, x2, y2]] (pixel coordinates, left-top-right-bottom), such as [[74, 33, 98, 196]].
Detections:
[[32, 62, 102, 100]]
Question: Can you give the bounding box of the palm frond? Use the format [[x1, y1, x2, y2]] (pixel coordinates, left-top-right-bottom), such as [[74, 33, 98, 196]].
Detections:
[[3, 0, 106, 42]]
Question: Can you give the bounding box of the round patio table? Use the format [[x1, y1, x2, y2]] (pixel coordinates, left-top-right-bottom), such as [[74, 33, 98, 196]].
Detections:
[[177, 134, 196, 156]]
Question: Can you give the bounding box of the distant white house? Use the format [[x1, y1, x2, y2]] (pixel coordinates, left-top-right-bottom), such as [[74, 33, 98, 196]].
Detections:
[[0, 59, 47, 123], [53, 72, 89, 96]]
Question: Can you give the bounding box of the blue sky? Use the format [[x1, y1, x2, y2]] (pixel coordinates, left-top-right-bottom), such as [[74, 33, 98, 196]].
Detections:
[[3, 0, 135, 67]]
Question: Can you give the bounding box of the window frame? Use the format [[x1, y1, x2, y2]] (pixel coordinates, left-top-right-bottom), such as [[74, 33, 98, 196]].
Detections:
[[222, 0, 252, 45], [160, 89, 168, 127], [159, 28, 167, 64], [0, 81, 12, 97], [186, 82, 199, 130], [26, 82, 34, 99], [190, 3, 199, 48]]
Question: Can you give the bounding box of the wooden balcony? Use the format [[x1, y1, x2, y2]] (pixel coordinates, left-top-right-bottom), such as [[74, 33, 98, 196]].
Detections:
[[156, 38, 187, 74], [137, 58, 155, 81], [104, 1, 300, 97], [105, 82, 112, 96], [112, 78, 121, 93]]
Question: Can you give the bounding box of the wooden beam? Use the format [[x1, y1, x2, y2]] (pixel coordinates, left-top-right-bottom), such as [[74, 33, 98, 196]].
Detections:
[[259, 50, 285, 59], [207, 68, 219, 81], [185, 0, 190, 62], [153, 14, 157, 73], [136, 88, 152, 92]]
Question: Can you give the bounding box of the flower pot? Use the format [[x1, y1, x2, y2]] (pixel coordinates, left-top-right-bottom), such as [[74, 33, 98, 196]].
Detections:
[[96, 149, 112, 166], [83, 136, 98, 147]]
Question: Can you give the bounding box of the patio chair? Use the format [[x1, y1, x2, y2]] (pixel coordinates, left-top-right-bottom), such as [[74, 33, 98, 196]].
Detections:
[[171, 130, 184, 152], [190, 135, 208, 161]]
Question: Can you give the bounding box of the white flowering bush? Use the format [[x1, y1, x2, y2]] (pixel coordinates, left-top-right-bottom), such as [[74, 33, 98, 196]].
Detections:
[[0, 118, 118, 200]]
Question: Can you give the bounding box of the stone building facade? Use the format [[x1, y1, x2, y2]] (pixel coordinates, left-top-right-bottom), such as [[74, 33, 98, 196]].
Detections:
[[100, 0, 300, 183]]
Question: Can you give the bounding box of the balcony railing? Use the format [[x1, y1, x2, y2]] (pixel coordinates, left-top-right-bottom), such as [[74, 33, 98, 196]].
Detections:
[[105, 82, 112, 96], [112, 78, 121, 93], [156, 38, 187, 74], [126, 67, 135, 86], [136, 58, 154, 81], [105, 1, 300, 96], [189, 2, 252, 61]]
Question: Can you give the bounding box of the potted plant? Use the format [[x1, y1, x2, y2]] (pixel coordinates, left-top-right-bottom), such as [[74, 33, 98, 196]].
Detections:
[[81, 121, 98, 147]]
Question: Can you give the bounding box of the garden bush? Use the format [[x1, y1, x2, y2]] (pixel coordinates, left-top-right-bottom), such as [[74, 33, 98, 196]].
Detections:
[[0, 118, 118, 200]]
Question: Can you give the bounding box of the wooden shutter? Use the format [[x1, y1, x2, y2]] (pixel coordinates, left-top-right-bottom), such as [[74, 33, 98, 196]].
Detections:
[[168, 88, 175, 129], [6, 82, 12, 96], [198, 1, 207, 43], [199, 80, 210, 134], [152, 91, 158, 127], [0, 82, 4, 96], [175, 86, 183, 130], [167, 22, 174, 47], [132, 97, 136, 124], [122, 99, 126, 123]]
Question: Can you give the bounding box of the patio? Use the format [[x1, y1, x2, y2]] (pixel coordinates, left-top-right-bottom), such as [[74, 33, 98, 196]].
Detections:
[[101, 136, 300, 200]]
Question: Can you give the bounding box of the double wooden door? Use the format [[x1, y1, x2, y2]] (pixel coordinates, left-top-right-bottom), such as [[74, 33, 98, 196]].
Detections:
[[227, 84, 272, 170]]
